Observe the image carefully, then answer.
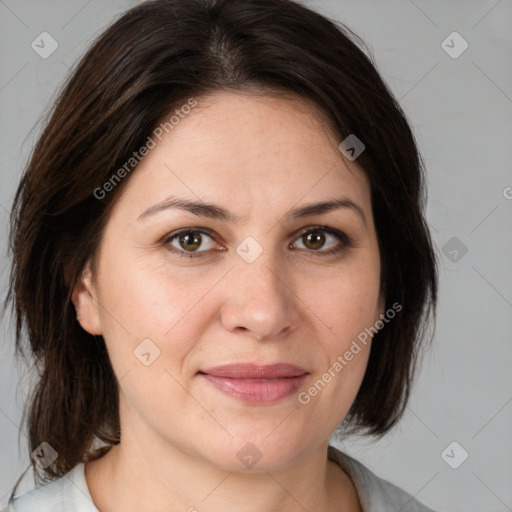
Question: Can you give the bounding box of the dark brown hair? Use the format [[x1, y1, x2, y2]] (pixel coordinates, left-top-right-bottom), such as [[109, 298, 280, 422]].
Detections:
[[3, 0, 438, 498]]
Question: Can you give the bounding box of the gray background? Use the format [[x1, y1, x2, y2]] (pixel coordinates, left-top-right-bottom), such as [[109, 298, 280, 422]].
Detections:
[[1, 0, 511, 510]]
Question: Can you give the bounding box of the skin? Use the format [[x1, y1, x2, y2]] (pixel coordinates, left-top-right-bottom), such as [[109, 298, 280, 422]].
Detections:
[[73, 90, 385, 512]]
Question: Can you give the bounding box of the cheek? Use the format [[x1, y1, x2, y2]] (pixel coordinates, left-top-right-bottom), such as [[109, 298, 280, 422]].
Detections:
[[307, 261, 381, 344], [96, 255, 220, 368], [97, 239, 380, 376], [302, 259, 379, 401]]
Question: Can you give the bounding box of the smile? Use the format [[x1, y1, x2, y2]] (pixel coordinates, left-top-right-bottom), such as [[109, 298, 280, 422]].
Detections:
[[198, 363, 309, 405]]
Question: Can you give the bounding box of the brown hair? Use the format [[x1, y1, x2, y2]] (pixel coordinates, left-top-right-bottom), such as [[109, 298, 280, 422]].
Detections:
[[3, 0, 438, 498]]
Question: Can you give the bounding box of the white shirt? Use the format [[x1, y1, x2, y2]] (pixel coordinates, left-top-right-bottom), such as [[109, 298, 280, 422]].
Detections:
[[2, 445, 437, 511]]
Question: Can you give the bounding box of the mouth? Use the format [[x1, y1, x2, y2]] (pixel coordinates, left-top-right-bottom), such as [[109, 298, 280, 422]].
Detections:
[[198, 363, 309, 405]]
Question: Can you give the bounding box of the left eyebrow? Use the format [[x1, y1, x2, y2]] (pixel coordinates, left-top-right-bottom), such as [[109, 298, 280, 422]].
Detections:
[[288, 197, 367, 227], [137, 195, 367, 227]]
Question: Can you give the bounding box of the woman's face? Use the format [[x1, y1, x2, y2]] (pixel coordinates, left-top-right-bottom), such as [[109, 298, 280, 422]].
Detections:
[[75, 91, 385, 471]]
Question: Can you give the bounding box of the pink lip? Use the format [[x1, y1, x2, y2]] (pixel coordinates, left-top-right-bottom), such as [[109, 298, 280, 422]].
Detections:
[[199, 363, 309, 404]]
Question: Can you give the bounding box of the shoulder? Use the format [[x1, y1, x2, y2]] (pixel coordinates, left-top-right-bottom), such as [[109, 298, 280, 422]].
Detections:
[[328, 445, 438, 512], [3, 463, 98, 512]]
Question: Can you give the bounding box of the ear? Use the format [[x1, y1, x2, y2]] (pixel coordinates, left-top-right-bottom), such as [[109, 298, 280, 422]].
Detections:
[[71, 261, 103, 335]]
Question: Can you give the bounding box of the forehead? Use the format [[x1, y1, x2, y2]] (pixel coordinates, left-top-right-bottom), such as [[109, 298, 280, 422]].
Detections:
[[111, 91, 371, 223]]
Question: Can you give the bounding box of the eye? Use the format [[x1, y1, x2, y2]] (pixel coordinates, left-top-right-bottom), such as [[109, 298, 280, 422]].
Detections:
[[291, 226, 352, 256], [163, 229, 218, 258], [162, 226, 352, 259]]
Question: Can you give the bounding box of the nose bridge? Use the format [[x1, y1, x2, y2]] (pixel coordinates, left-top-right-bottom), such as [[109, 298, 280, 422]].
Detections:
[[234, 229, 281, 283], [235, 242, 287, 304], [221, 240, 296, 340]]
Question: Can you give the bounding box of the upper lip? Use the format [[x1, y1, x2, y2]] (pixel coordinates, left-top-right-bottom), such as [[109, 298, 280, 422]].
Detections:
[[199, 363, 309, 379]]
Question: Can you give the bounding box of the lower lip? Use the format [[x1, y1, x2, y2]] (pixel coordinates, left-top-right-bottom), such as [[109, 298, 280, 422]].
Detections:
[[200, 374, 308, 404]]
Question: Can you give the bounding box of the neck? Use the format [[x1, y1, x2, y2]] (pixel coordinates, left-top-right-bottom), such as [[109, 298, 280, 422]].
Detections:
[[85, 432, 360, 512], [85, 393, 360, 512]]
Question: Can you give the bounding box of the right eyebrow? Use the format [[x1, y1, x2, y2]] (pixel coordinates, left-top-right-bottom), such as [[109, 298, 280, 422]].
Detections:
[[137, 195, 367, 227]]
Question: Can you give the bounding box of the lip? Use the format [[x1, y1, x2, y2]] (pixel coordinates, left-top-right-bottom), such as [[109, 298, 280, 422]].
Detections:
[[199, 363, 309, 405]]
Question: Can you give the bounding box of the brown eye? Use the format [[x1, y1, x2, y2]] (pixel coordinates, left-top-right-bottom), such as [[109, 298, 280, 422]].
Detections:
[[302, 230, 327, 250], [164, 229, 216, 257], [178, 232, 202, 251], [163, 226, 352, 259], [293, 227, 351, 255]]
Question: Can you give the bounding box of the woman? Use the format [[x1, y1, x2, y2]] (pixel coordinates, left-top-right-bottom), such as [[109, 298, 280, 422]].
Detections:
[[2, 0, 438, 510]]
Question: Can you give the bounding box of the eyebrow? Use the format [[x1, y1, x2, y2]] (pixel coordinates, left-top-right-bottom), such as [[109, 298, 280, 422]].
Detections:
[[137, 195, 367, 226]]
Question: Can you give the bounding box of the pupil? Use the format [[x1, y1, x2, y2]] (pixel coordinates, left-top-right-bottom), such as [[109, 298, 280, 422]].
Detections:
[[178, 231, 326, 252], [306, 231, 324, 250], [181, 232, 200, 250]]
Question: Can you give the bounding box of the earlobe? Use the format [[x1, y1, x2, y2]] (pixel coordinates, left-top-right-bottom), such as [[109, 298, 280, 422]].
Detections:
[[71, 262, 103, 335]]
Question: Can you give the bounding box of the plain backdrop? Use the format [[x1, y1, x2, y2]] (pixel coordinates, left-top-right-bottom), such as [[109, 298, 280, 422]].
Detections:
[[1, 1, 511, 511]]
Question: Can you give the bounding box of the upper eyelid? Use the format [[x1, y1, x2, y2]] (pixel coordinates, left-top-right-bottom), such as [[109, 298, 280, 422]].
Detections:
[[163, 225, 349, 249]]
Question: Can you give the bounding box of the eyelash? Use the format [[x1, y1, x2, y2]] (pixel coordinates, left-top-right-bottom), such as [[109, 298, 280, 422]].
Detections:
[[161, 226, 353, 259]]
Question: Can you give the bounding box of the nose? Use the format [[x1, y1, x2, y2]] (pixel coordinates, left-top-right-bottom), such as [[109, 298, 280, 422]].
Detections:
[[219, 253, 299, 342]]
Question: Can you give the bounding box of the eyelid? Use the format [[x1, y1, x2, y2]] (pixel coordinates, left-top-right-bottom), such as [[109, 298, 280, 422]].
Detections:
[[161, 227, 220, 253], [161, 225, 353, 259], [294, 225, 352, 245]]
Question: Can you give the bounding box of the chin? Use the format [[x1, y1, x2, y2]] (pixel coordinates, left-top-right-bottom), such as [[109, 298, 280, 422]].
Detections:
[[194, 431, 312, 473]]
